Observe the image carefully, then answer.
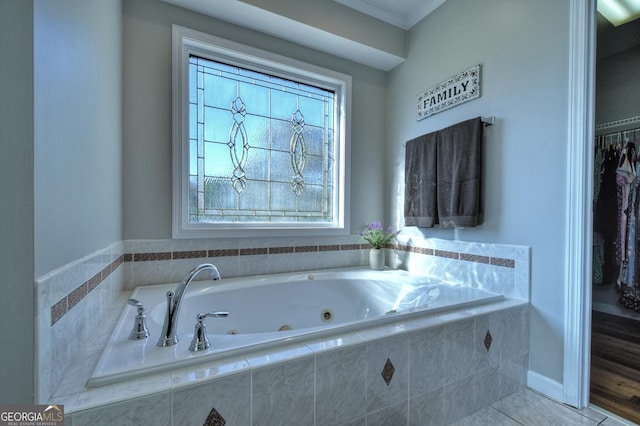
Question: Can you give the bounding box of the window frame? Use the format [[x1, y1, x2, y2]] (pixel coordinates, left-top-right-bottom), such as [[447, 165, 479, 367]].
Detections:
[[172, 25, 351, 239]]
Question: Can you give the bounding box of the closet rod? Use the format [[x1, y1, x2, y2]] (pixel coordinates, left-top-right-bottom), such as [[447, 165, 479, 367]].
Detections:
[[595, 115, 640, 132]]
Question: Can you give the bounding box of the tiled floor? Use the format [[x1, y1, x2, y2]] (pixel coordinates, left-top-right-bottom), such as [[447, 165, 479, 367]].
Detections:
[[450, 388, 635, 426]]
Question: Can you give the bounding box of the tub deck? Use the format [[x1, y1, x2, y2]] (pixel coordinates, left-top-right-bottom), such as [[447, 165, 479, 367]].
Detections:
[[88, 267, 503, 387]]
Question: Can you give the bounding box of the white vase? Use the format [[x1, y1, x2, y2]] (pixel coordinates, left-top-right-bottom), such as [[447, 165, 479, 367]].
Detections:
[[369, 248, 385, 270]]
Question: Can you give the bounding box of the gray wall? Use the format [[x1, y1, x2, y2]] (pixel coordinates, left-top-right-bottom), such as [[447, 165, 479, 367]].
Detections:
[[6, 0, 125, 403], [5, 0, 581, 403], [0, 0, 35, 404], [122, 0, 387, 239], [596, 44, 640, 125], [386, 0, 570, 384], [34, 0, 123, 277]]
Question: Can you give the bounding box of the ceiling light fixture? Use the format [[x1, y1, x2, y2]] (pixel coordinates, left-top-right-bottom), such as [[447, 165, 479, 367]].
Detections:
[[598, 0, 640, 26]]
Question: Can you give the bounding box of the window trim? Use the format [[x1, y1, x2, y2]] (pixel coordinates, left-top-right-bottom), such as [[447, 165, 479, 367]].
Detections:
[[172, 25, 351, 239]]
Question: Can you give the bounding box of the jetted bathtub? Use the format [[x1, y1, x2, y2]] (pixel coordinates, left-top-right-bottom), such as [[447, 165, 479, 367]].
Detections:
[[88, 267, 503, 387]]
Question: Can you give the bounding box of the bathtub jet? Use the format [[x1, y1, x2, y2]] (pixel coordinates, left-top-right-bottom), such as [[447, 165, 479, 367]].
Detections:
[[157, 263, 222, 347]]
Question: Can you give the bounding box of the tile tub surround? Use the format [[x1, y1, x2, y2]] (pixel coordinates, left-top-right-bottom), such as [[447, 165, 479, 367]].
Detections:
[[35, 236, 530, 408], [65, 301, 529, 426], [35, 242, 125, 404], [121, 236, 529, 300]]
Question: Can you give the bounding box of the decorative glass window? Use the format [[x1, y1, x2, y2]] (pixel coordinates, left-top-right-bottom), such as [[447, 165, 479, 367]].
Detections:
[[172, 26, 351, 238]]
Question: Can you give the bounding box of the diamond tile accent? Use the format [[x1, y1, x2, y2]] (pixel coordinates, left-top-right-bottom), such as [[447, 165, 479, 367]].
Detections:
[[381, 358, 395, 386], [484, 330, 493, 351], [204, 407, 226, 426]]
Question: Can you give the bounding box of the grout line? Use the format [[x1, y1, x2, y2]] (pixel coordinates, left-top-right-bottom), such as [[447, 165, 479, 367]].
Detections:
[[527, 386, 603, 423], [485, 405, 526, 425], [589, 403, 637, 426], [492, 388, 605, 426]]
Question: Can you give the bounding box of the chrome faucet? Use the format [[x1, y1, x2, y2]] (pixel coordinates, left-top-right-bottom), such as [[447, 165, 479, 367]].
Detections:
[[157, 263, 221, 347], [127, 299, 150, 340]]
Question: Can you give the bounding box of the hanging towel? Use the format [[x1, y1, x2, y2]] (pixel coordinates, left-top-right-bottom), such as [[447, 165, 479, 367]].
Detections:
[[437, 117, 483, 227], [404, 131, 438, 227]]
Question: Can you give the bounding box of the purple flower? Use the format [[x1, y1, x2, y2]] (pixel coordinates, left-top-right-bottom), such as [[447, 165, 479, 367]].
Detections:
[[360, 221, 400, 249]]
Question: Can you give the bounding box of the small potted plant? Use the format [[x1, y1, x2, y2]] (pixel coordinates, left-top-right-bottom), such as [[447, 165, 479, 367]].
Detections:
[[360, 222, 400, 270]]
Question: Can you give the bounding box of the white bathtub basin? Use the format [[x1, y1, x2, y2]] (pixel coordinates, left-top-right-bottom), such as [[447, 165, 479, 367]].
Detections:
[[88, 267, 502, 387]]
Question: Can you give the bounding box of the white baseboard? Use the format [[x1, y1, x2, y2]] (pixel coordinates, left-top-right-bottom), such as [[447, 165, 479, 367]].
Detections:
[[527, 370, 564, 403]]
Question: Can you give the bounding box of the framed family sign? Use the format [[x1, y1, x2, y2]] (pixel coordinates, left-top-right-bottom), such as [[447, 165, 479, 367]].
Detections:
[[417, 65, 481, 121]]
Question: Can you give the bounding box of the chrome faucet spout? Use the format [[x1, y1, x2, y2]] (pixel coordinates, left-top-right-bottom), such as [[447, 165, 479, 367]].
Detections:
[[157, 263, 221, 347]]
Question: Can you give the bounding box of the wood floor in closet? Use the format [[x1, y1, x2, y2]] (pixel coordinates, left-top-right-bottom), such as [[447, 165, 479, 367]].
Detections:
[[590, 309, 640, 424]]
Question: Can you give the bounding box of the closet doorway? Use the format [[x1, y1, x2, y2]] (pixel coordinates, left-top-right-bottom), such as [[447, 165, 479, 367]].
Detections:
[[591, 10, 640, 424]]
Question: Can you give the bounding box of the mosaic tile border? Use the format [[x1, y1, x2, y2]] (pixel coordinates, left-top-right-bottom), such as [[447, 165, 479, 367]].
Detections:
[[49, 243, 516, 326], [391, 244, 516, 268], [50, 255, 124, 325], [124, 243, 516, 267]]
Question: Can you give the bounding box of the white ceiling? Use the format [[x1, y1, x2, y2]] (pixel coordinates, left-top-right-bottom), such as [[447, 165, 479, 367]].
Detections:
[[333, 0, 446, 29]]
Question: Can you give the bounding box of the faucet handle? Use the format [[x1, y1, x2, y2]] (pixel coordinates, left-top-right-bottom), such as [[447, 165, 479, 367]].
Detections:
[[127, 298, 150, 340], [128, 298, 145, 312], [198, 311, 229, 320], [189, 311, 229, 352]]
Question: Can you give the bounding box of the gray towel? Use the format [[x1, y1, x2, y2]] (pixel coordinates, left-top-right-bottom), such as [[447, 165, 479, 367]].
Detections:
[[404, 131, 438, 227], [437, 117, 483, 227]]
